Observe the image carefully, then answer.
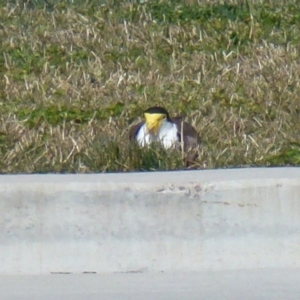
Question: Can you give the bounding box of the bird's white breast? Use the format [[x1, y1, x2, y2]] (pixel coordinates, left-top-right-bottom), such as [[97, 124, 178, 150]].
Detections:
[[136, 121, 178, 149]]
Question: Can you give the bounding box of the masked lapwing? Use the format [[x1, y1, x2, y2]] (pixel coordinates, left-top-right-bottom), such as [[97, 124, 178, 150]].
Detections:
[[129, 106, 201, 166]]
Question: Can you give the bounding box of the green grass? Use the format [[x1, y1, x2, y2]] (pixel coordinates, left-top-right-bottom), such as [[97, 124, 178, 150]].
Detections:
[[1, 0, 300, 173]]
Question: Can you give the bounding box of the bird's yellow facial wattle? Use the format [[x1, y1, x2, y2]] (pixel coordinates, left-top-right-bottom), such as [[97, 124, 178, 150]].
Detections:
[[144, 113, 166, 135]]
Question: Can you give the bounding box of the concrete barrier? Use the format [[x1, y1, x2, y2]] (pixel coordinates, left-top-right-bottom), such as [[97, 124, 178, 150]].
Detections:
[[0, 168, 300, 275]]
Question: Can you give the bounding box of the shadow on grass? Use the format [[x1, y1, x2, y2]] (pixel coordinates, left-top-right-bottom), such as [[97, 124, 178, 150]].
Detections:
[[266, 142, 300, 166]]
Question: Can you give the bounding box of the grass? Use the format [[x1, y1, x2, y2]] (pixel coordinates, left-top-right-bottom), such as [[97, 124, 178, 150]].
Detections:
[[1, 0, 300, 173]]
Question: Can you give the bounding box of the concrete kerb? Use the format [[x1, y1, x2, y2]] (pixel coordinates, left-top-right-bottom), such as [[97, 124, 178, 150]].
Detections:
[[0, 167, 300, 275]]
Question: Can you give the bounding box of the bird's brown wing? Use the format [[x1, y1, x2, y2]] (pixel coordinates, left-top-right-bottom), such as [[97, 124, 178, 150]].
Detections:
[[171, 117, 201, 168], [128, 121, 144, 142], [171, 117, 201, 151]]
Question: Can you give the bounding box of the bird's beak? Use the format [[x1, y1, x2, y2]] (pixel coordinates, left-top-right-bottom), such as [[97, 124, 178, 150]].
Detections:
[[144, 113, 163, 135]]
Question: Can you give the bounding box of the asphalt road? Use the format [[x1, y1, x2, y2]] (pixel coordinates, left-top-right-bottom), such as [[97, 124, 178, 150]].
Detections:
[[1, 268, 300, 300]]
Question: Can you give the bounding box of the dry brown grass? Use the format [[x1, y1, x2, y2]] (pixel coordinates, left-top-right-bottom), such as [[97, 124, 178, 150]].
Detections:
[[1, 0, 300, 173]]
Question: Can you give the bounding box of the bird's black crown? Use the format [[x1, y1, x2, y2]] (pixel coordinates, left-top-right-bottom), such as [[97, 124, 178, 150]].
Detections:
[[144, 106, 170, 119]]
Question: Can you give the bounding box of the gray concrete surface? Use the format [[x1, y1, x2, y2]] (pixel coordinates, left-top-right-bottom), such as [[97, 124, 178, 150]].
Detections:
[[0, 168, 300, 275], [1, 269, 300, 300]]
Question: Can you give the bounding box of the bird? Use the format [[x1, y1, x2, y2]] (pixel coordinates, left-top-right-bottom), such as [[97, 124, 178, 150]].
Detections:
[[129, 106, 201, 166]]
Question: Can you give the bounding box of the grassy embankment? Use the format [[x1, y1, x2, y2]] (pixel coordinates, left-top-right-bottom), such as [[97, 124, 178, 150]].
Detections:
[[1, 0, 300, 173]]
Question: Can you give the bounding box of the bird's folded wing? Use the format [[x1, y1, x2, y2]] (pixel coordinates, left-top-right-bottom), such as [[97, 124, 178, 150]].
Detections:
[[128, 122, 144, 141], [170, 117, 201, 150]]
